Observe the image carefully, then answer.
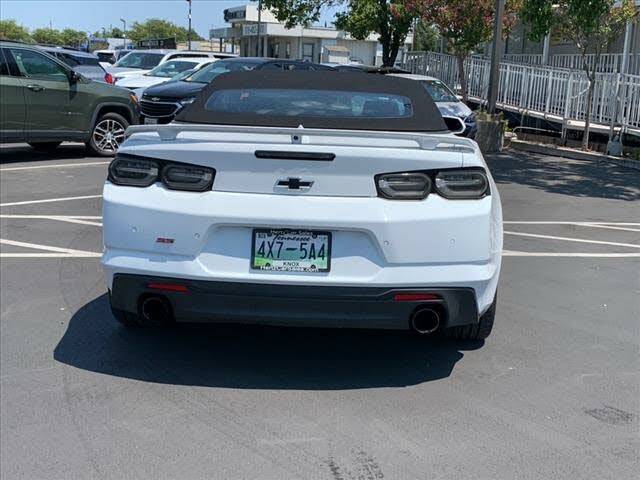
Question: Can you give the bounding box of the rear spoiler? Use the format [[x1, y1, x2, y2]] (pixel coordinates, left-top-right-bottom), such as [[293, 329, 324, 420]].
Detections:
[[125, 124, 478, 154]]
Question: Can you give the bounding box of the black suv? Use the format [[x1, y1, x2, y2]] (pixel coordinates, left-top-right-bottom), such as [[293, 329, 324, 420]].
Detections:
[[140, 57, 332, 124]]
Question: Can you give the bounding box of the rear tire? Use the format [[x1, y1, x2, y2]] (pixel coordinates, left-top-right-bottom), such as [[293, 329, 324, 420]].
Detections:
[[28, 142, 61, 151], [86, 112, 129, 157], [442, 294, 496, 340]]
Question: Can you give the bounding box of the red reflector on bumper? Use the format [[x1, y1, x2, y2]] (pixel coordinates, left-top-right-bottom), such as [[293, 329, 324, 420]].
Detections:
[[393, 293, 439, 302], [147, 283, 188, 293]]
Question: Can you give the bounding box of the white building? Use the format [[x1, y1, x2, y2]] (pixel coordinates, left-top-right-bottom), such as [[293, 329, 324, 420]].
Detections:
[[210, 3, 412, 65]]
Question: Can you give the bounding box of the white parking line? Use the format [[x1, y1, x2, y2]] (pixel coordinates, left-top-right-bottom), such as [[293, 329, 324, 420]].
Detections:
[[503, 250, 640, 258], [0, 215, 102, 227], [0, 238, 101, 257], [503, 221, 640, 225], [504, 231, 640, 249], [0, 194, 102, 207], [503, 221, 640, 233], [0, 161, 109, 172]]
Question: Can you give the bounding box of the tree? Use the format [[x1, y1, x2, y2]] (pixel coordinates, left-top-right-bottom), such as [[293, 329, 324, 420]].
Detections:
[[0, 19, 32, 42], [92, 27, 124, 39], [413, 20, 439, 51], [263, 0, 418, 66], [31, 27, 64, 45], [521, 0, 637, 150], [406, 0, 520, 103], [60, 28, 88, 47], [127, 19, 203, 43]]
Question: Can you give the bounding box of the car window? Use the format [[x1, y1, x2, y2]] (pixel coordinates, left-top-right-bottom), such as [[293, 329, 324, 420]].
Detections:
[[186, 61, 259, 83], [259, 62, 283, 71], [0, 49, 10, 76], [114, 52, 164, 69], [420, 80, 458, 103], [8, 48, 68, 82], [204, 88, 414, 118], [58, 53, 100, 67], [147, 60, 200, 78]]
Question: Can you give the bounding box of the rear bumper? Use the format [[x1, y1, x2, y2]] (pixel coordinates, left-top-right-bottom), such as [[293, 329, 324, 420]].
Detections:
[[110, 274, 479, 330]]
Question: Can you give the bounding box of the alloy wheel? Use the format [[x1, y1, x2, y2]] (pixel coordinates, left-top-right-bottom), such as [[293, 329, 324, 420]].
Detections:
[[92, 119, 126, 153]]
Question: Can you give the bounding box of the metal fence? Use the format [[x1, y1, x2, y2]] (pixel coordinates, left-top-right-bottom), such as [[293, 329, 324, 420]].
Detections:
[[470, 53, 640, 74], [403, 51, 640, 136]]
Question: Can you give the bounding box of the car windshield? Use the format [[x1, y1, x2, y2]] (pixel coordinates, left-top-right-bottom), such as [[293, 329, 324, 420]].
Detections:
[[114, 52, 164, 69], [147, 60, 199, 78], [420, 80, 459, 103], [186, 61, 259, 83], [204, 88, 413, 118]]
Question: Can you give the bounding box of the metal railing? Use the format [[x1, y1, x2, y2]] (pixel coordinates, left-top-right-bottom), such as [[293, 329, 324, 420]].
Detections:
[[403, 51, 640, 136], [464, 52, 640, 74]]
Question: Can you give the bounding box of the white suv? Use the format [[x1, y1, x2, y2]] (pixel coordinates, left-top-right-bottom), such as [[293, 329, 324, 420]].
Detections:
[[107, 49, 235, 79], [103, 72, 502, 340]]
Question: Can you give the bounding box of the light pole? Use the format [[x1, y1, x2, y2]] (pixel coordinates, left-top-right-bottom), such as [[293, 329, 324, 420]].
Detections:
[[255, 0, 262, 56], [120, 18, 127, 50], [187, 0, 192, 50], [487, 0, 505, 114]]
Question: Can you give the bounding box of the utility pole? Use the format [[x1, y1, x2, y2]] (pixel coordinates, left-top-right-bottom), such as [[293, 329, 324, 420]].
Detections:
[[256, 0, 262, 56], [187, 0, 193, 50], [487, 0, 505, 114], [120, 18, 127, 50]]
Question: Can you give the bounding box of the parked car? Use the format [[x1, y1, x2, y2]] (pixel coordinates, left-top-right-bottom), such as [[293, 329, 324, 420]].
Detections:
[[37, 45, 113, 84], [103, 71, 502, 341], [139, 57, 333, 124], [389, 73, 477, 138], [0, 41, 138, 156], [115, 58, 215, 91], [94, 49, 131, 69], [107, 49, 235, 78]]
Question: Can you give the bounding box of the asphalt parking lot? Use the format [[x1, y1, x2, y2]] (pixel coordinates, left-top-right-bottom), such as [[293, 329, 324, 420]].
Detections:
[[1, 143, 638, 480]]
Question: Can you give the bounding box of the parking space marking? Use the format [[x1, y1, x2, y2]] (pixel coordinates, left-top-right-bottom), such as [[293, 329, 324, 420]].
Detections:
[[0, 161, 109, 172], [504, 231, 640, 249], [0, 215, 102, 227], [503, 251, 640, 258], [0, 238, 101, 257], [0, 194, 102, 207], [504, 221, 640, 233]]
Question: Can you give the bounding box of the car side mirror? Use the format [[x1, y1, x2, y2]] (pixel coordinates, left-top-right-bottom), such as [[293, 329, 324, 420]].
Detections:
[[442, 116, 466, 135], [69, 71, 82, 84]]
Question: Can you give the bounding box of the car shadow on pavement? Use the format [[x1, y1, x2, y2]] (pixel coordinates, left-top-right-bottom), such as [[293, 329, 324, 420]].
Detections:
[[486, 151, 640, 201], [0, 144, 95, 165], [54, 294, 480, 390]]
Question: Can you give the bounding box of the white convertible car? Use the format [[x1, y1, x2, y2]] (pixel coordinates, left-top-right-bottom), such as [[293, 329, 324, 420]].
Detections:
[[103, 72, 502, 340]]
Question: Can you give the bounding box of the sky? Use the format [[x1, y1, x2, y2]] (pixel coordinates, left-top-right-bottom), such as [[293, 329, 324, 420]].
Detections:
[[1, 0, 343, 37]]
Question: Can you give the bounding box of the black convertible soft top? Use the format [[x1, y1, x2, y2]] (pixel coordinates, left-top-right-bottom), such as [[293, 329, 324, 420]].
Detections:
[[175, 71, 447, 132]]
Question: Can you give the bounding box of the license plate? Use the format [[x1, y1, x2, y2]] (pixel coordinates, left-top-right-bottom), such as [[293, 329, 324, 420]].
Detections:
[[252, 229, 331, 272], [144, 117, 159, 124]]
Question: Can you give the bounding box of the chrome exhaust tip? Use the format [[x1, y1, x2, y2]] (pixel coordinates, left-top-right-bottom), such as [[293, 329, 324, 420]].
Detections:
[[140, 295, 173, 325], [410, 307, 441, 335]]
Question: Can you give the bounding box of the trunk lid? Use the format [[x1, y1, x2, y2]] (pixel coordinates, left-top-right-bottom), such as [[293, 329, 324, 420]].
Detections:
[[124, 125, 471, 198]]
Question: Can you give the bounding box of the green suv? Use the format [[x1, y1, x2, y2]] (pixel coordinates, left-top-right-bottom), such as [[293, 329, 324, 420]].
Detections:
[[0, 41, 138, 156]]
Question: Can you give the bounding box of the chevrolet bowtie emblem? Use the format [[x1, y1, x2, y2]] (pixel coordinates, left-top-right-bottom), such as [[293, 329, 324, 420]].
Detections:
[[276, 178, 314, 190]]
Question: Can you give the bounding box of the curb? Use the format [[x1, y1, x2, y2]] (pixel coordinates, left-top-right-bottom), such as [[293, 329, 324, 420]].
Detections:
[[508, 139, 640, 171]]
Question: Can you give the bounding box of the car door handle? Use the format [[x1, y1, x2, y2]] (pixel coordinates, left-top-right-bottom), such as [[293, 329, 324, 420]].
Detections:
[[26, 84, 45, 92]]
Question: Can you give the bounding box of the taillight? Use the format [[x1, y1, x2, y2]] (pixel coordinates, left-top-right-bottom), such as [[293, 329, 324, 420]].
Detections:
[[109, 157, 158, 187], [108, 154, 215, 191], [376, 173, 431, 200], [162, 164, 214, 192], [375, 168, 489, 200], [435, 170, 488, 199], [105, 73, 114, 84]]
